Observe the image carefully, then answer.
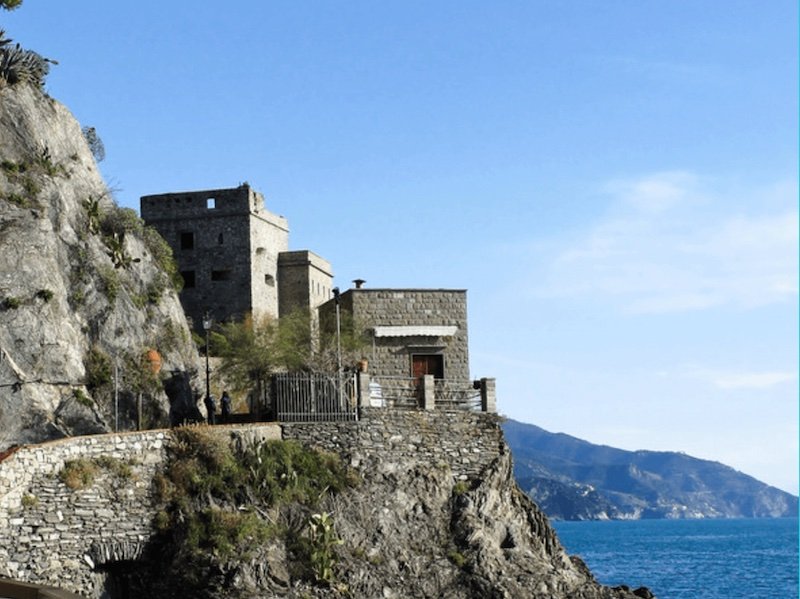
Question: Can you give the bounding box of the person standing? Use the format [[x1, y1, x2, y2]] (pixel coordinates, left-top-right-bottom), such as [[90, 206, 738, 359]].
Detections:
[[204, 394, 216, 425], [220, 390, 232, 424]]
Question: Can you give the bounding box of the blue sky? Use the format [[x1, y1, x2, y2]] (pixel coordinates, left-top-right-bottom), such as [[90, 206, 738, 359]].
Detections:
[[5, 2, 797, 493]]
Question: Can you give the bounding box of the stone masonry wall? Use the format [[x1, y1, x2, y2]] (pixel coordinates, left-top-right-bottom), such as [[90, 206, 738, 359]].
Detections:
[[282, 407, 504, 481], [318, 289, 470, 381], [140, 185, 289, 331], [0, 410, 503, 595], [277, 250, 334, 317], [0, 424, 281, 596], [354, 289, 470, 382]]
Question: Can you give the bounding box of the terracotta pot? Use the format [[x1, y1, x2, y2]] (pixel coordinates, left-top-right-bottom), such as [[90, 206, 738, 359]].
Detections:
[[144, 348, 162, 374]]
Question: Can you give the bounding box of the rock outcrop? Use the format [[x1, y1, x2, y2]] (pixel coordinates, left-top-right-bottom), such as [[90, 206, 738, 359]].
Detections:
[[0, 415, 654, 598], [0, 83, 200, 449]]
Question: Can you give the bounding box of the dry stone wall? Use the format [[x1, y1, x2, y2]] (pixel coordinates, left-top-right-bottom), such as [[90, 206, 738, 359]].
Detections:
[[0, 424, 281, 595], [0, 410, 503, 596], [282, 407, 504, 481]]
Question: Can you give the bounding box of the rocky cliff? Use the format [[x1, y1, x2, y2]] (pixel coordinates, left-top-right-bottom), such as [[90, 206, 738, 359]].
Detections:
[[0, 415, 655, 599], [0, 82, 200, 449]]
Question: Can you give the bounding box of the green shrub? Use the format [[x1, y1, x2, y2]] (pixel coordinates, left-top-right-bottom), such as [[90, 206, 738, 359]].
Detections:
[[84, 346, 112, 390], [452, 480, 470, 496], [186, 507, 274, 559], [68, 288, 85, 308], [95, 455, 134, 479], [308, 511, 343, 584], [72, 388, 93, 407], [149, 429, 359, 590], [1, 192, 29, 207], [59, 458, 98, 490], [101, 206, 143, 238], [35, 288, 54, 302], [0, 38, 52, 89], [97, 264, 120, 301], [1, 296, 21, 310], [143, 227, 182, 291], [21, 494, 38, 508], [0, 159, 24, 174], [34, 145, 63, 177], [447, 550, 467, 568]]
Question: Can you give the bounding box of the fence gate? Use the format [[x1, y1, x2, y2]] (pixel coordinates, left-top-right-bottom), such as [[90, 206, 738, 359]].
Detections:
[[271, 372, 358, 422]]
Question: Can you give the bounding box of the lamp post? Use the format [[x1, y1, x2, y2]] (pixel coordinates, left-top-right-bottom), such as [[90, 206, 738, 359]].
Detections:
[[333, 288, 342, 406], [202, 312, 212, 408], [114, 356, 119, 433]]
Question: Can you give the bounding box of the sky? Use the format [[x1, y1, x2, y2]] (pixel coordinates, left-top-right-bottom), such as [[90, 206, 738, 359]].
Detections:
[[4, 2, 797, 493]]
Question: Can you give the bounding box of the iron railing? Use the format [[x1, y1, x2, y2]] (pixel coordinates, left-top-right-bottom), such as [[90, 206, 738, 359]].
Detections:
[[272, 372, 357, 422], [434, 379, 482, 411], [369, 376, 482, 411], [369, 376, 419, 409]]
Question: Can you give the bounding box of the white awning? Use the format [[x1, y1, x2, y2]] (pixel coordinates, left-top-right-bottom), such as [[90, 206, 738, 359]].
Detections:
[[372, 325, 458, 338]]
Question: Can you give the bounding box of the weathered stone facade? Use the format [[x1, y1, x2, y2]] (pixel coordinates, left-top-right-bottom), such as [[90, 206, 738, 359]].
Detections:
[[141, 185, 290, 329], [277, 250, 334, 317], [141, 186, 339, 336], [322, 289, 471, 382]]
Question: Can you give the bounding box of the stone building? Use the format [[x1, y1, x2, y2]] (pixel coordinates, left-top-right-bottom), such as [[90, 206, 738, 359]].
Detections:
[[140, 184, 333, 331], [140, 185, 475, 390], [321, 288, 470, 383]]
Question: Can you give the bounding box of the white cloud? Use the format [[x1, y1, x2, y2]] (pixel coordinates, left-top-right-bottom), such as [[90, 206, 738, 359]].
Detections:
[[679, 366, 797, 390], [539, 172, 798, 314], [607, 170, 699, 214], [711, 371, 797, 390]]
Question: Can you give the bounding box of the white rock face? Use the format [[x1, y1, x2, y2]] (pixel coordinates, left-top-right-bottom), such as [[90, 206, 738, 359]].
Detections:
[[0, 84, 200, 448]]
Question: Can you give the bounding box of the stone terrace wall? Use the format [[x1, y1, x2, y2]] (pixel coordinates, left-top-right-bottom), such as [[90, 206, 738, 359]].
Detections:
[[0, 410, 504, 595], [282, 407, 505, 481], [0, 424, 281, 595]]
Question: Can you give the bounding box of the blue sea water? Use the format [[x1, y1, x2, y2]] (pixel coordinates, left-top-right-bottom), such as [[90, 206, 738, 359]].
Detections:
[[553, 518, 798, 599]]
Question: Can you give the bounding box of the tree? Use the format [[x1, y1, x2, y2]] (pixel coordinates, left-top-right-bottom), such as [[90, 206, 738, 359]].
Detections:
[[82, 126, 106, 162], [212, 309, 369, 387], [0, 1, 22, 10], [211, 314, 277, 395]]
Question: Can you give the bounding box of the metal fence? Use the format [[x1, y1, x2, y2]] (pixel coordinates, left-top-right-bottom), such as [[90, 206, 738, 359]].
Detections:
[[434, 379, 482, 411], [272, 372, 358, 422], [369, 377, 483, 411], [370, 376, 419, 409]]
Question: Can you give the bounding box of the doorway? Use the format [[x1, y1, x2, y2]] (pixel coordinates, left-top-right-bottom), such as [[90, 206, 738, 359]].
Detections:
[[411, 354, 444, 380]]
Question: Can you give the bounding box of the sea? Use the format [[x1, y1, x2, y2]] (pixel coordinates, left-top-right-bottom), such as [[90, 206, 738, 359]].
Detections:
[[553, 518, 798, 599]]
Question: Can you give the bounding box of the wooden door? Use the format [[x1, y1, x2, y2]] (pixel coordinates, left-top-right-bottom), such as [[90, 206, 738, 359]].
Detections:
[[412, 354, 444, 379]]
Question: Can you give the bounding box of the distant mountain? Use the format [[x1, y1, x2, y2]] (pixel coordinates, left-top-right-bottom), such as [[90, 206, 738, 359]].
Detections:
[[503, 419, 798, 521]]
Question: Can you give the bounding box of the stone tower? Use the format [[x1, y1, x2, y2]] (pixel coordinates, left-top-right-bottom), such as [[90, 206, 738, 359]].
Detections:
[[140, 184, 332, 331]]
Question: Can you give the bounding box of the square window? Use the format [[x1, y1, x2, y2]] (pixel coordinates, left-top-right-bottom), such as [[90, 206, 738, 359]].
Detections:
[[211, 270, 232, 281], [181, 271, 195, 288], [180, 232, 194, 250], [207, 197, 216, 209]]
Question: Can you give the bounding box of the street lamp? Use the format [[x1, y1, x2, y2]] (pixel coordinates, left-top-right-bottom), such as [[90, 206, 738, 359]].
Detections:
[[333, 288, 342, 407], [202, 312, 212, 409]]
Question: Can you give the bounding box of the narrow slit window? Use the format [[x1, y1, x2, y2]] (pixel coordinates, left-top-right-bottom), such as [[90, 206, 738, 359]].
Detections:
[[211, 270, 232, 282], [207, 197, 216, 209], [181, 270, 195, 288]]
